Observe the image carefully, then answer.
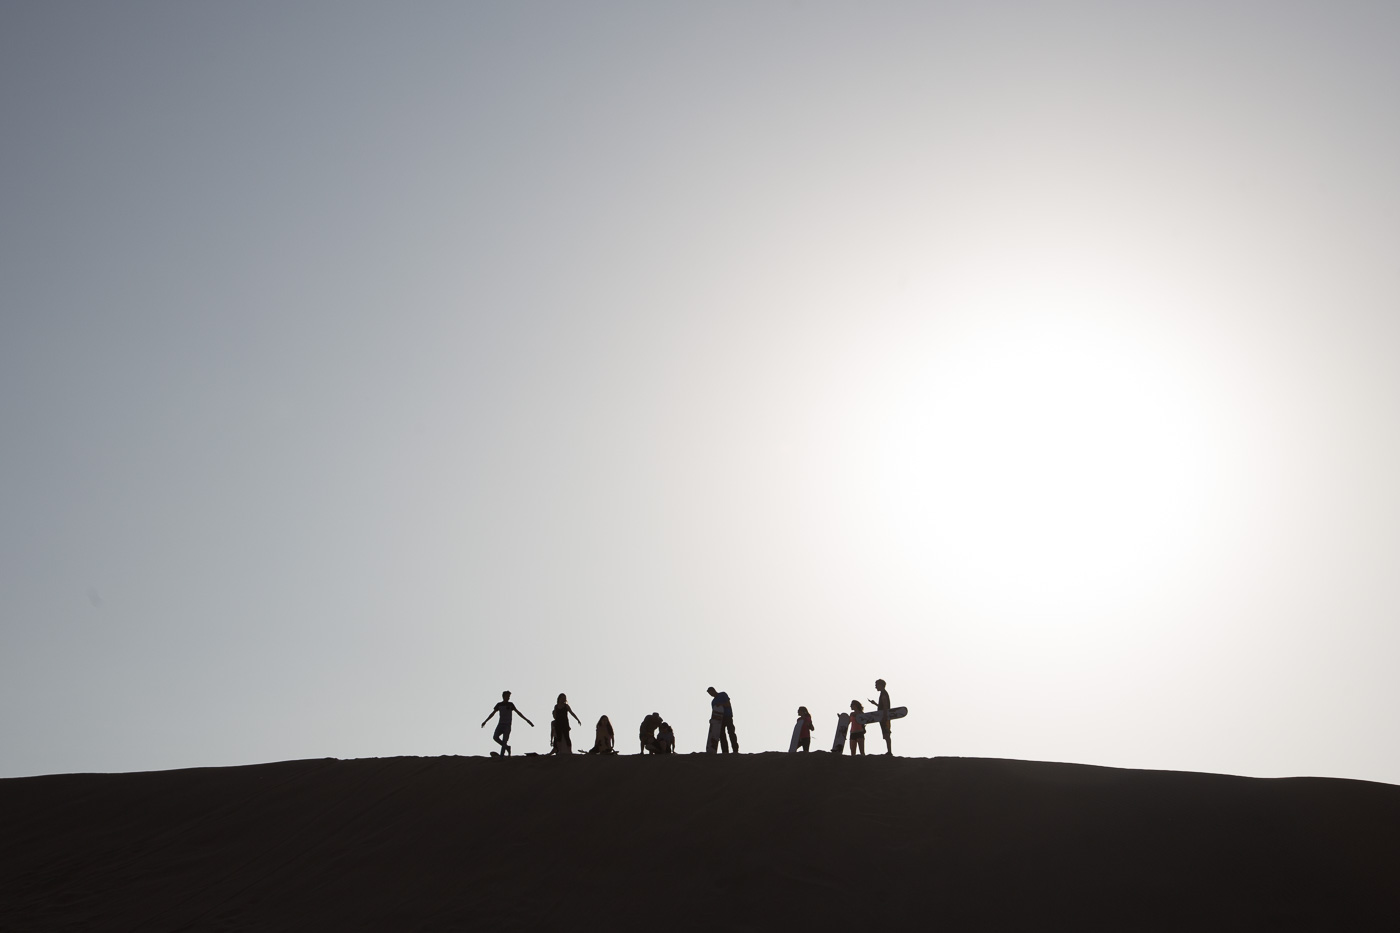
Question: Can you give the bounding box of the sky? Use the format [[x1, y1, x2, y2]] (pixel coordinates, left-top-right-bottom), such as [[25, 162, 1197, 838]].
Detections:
[[3, 2, 1398, 782]]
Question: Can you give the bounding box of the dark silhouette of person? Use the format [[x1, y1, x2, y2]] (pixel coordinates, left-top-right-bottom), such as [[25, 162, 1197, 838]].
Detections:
[[706, 686, 738, 753], [790, 706, 814, 752], [480, 690, 533, 756], [639, 712, 663, 754], [656, 721, 675, 754], [848, 700, 867, 755], [550, 693, 582, 756], [869, 679, 893, 755], [589, 715, 615, 754]]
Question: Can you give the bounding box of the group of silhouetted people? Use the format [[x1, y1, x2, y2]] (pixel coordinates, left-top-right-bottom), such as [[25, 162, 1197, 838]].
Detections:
[[844, 679, 895, 756], [480, 678, 895, 756]]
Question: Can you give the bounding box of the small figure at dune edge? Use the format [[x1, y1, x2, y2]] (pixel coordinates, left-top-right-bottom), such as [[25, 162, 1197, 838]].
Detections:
[[869, 679, 893, 756], [589, 715, 616, 755], [706, 686, 738, 754], [640, 712, 664, 754], [655, 721, 675, 754], [848, 701, 867, 755], [789, 706, 815, 753], [481, 690, 533, 757], [550, 693, 582, 756]]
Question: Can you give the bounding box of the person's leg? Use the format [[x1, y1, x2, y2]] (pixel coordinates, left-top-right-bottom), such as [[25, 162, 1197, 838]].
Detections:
[[493, 722, 511, 754], [881, 721, 892, 756], [719, 726, 730, 754], [725, 721, 739, 753]]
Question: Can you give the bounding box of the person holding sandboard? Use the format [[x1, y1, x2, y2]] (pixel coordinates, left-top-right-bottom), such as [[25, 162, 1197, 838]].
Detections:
[[848, 701, 867, 755], [789, 707, 814, 752], [706, 686, 738, 753], [869, 678, 893, 755]]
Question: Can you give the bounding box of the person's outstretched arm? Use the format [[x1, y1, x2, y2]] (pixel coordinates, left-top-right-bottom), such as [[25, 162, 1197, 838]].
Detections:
[[481, 709, 496, 728], [569, 706, 582, 725], [519, 711, 534, 727]]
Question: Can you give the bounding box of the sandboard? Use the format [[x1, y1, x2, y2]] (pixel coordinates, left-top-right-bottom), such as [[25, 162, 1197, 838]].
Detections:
[[832, 712, 850, 754], [854, 706, 907, 726], [789, 720, 803, 753]]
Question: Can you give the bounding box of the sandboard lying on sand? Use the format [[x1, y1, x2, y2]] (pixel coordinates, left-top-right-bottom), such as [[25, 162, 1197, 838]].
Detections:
[[854, 706, 908, 726], [832, 713, 850, 754]]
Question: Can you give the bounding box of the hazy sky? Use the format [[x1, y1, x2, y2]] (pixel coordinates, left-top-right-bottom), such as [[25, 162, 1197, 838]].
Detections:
[[3, 2, 1398, 782]]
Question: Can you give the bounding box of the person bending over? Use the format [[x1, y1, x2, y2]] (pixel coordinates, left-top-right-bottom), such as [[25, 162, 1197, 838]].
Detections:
[[639, 712, 663, 754]]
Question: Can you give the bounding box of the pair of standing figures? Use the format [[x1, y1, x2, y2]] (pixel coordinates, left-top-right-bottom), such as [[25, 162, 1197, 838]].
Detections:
[[480, 691, 583, 756], [836, 679, 895, 756]]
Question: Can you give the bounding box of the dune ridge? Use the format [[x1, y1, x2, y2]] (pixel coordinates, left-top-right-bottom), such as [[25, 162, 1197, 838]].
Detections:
[[3, 753, 1397, 931]]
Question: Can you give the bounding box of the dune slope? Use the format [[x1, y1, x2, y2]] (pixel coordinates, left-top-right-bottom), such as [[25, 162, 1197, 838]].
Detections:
[[2, 754, 1397, 931]]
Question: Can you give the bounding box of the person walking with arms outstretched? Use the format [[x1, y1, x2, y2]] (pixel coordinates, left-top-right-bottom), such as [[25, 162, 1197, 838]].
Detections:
[[550, 693, 582, 756], [481, 690, 533, 756], [869, 679, 893, 756]]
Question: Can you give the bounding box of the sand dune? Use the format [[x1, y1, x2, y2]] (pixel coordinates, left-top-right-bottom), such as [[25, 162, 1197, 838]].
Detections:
[[2, 754, 1396, 931]]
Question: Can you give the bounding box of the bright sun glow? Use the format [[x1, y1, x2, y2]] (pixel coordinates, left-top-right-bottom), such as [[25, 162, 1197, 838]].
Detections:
[[815, 261, 1232, 618], [910, 321, 1217, 610]]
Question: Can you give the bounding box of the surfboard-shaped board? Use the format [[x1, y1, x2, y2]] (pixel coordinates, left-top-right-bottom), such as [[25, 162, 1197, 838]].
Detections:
[[854, 706, 908, 726], [832, 712, 850, 754], [789, 720, 803, 753]]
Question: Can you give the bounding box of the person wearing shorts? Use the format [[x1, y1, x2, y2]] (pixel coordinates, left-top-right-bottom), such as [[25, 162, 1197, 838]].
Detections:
[[869, 679, 893, 756], [848, 700, 867, 755]]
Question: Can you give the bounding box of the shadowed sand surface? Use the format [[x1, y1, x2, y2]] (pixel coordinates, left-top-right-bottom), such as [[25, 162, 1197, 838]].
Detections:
[[3, 754, 1398, 931]]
